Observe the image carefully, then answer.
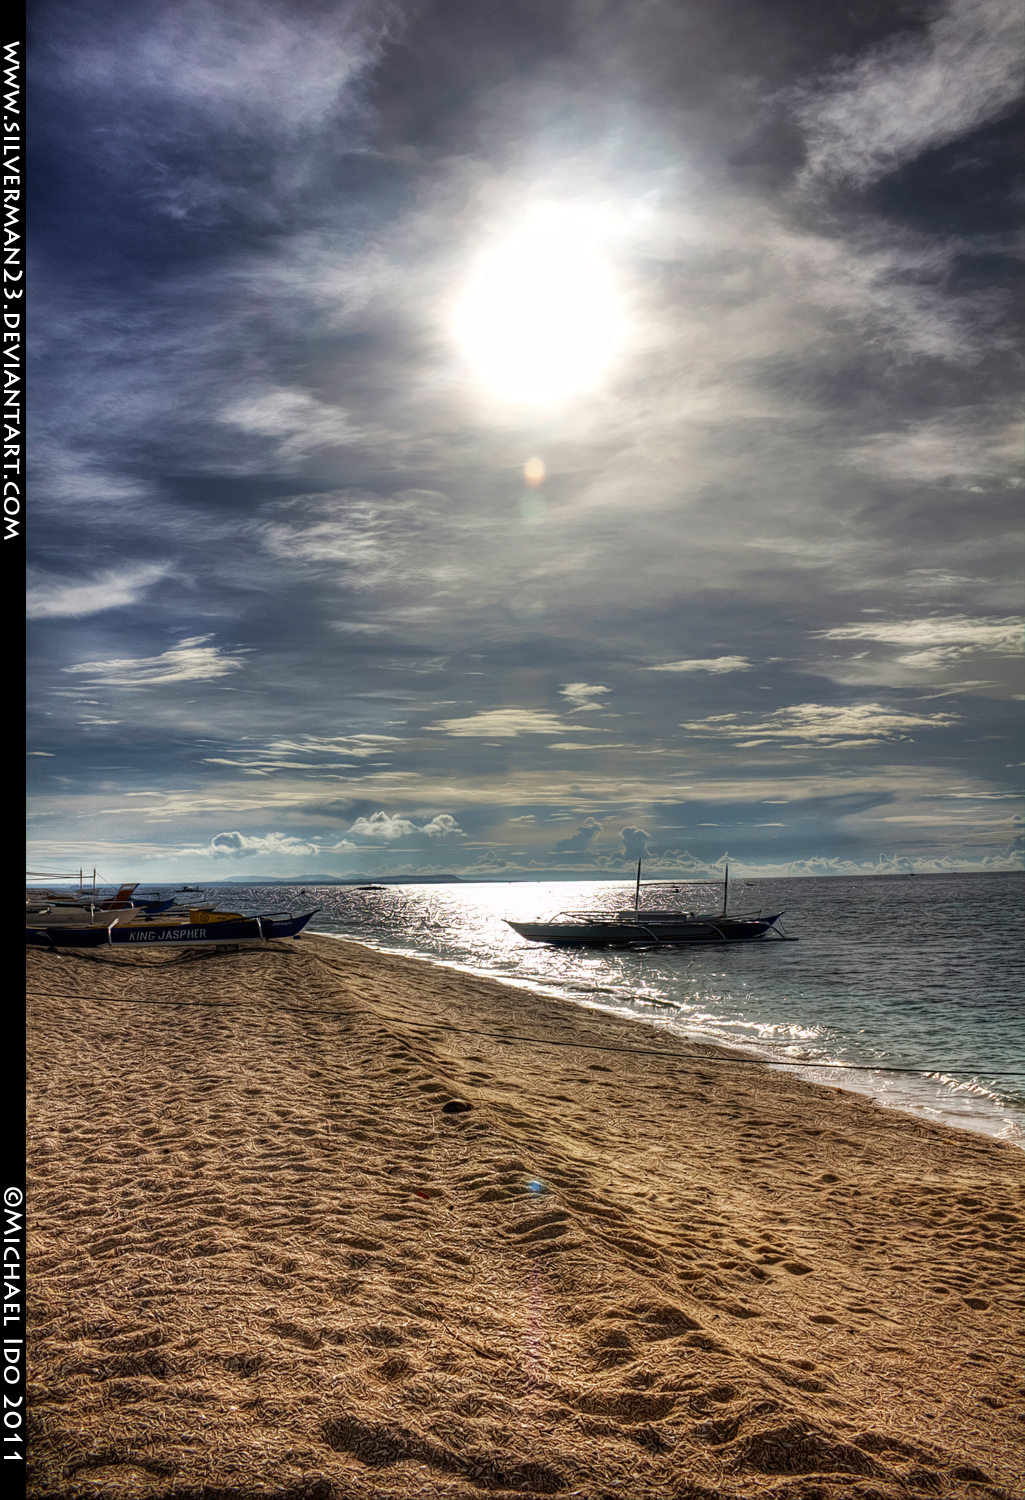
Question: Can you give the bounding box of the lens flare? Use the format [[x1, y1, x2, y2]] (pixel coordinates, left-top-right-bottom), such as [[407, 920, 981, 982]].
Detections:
[[455, 227, 624, 401]]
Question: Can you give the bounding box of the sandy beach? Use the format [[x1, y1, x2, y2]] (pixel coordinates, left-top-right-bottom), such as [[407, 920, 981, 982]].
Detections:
[[26, 934, 1024, 1500]]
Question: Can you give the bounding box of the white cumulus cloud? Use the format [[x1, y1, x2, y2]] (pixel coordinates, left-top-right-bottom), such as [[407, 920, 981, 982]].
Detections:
[[184, 830, 321, 859], [348, 811, 416, 840], [420, 813, 465, 838], [347, 810, 464, 840]]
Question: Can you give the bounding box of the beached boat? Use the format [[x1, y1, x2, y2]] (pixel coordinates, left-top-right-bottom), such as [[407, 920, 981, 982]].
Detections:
[[26, 881, 142, 910], [26, 893, 177, 916], [506, 865, 795, 948], [26, 870, 177, 914], [26, 906, 319, 950]]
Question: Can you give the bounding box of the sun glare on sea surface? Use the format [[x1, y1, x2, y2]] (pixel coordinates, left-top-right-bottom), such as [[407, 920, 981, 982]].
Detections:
[[454, 220, 624, 402]]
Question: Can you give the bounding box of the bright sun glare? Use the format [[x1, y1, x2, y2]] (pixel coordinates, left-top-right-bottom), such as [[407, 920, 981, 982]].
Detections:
[[454, 224, 624, 401]]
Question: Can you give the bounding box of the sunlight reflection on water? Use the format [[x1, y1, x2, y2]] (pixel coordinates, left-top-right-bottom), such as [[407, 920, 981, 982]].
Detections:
[[212, 873, 1023, 1144]]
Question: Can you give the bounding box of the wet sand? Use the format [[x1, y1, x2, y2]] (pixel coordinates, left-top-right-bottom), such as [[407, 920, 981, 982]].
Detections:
[[26, 934, 1025, 1499]]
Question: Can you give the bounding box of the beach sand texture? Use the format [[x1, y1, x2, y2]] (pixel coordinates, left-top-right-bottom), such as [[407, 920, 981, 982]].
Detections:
[[27, 935, 1024, 1500]]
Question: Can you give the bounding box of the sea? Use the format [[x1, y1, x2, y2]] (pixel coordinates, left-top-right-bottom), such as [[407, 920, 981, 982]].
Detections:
[[198, 872, 1024, 1146]]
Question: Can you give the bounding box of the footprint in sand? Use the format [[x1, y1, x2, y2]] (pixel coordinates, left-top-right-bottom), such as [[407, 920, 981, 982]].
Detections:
[[271, 1320, 321, 1349], [70, 1464, 173, 1488], [589, 1327, 637, 1368], [377, 1352, 415, 1380]]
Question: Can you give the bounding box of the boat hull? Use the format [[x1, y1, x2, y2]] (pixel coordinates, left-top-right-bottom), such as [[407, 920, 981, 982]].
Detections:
[[506, 914, 785, 947], [27, 911, 318, 949]]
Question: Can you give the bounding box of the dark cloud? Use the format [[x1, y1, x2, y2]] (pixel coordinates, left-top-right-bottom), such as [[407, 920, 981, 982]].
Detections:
[[553, 816, 603, 854], [620, 827, 650, 862]]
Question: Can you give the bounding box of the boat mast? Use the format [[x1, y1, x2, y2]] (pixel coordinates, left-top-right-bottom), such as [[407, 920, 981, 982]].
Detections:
[[722, 863, 728, 917], [634, 858, 642, 913]]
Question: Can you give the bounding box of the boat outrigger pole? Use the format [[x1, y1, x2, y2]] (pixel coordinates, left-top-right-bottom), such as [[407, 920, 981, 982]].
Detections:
[[722, 863, 728, 917], [635, 858, 642, 913]]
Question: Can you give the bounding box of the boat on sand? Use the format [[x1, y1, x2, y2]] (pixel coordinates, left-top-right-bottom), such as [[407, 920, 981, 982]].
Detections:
[[26, 871, 176, 915], [26, 906, 319, 950]]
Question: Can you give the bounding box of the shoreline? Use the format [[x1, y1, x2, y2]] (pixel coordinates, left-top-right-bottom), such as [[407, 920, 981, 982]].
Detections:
[[27, 934, 1024, 1499], [310, 928, 1025, 1148]]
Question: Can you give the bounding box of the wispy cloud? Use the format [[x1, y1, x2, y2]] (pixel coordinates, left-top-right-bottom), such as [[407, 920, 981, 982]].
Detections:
[[681, 702, 959, 749], [647, 656, 753, 674], [66, 0, 396, 121], [813, 616, 1022, 654], [265, 734, 405, 759], [51, 0, 405, 223], [426, 708, 597, 738], [218, 389, 365, 463], [27, 564, 172, 619], [200, 732, 405, 775], [257, 492, 447, 583], [843, 411, 1024, 486], [793, 0, 1023, 189], [560, 683, 611, 710], [806, 615, 1023, 686], [63, 635, 247, 687]]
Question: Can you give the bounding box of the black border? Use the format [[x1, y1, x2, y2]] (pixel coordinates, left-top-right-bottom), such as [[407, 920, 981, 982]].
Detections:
[[11, 10, 27, 1489]]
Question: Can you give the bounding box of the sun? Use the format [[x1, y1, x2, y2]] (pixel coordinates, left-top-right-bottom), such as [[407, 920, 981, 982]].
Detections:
[[454, 223, 624, 401]]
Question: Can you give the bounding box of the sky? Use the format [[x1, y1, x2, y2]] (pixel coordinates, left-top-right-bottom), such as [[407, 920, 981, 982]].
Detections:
[[27, 0, 1024, 883]]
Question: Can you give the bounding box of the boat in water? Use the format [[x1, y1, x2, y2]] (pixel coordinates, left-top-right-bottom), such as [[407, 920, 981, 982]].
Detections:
[[26, 904, 319, 950], [506, 865, 795, 948]]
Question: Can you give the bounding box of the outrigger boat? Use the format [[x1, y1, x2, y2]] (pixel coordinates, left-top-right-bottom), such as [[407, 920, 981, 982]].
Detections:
[[26, 904, 319, 950], [506, 865, 795, 948], [26, 870, 176, 915], [25, 890, 176, 916]]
